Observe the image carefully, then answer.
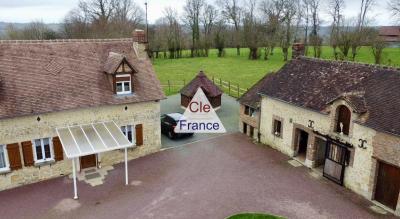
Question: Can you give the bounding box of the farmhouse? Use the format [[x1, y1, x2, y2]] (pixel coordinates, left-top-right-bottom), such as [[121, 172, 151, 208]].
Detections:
[[240, 56, 400, 215], [180, 71, 223, 110], [379, 26, 400, 47], [0, 37, 165, 195]]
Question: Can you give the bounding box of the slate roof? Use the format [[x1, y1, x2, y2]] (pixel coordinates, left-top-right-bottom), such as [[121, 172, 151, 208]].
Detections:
[[238, 73, 275, 109], [180, 71, 223, 97], [251, 57, 400, 136], [0, 39, 165, 120]]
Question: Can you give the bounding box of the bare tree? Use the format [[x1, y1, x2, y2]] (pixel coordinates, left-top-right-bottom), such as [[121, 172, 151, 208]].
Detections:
[[280, 0, 298, 61], [366, 28, 386, 64], [217, 0, 243, 55], [63, 0, 144, 39], [164, 8, 184, 58], [243, 0, 263, 60], [214, 18, 227, 57], [301, 0, 310, 54], [111, 0, 144, 36], [337, 20, 353, 59], [328, 0, 345, 60], [79, 0, 115, 29], [260, 0, 283, 59], [308, 0, 321, 57], [183, 0, 205, 57], [201, 4, 218, 56], [350, 0, 375, 60], [389, 0, 400, 21]]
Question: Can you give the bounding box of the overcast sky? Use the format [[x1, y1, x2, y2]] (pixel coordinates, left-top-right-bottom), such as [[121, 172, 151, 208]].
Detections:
[[0, 0, 396, 26]]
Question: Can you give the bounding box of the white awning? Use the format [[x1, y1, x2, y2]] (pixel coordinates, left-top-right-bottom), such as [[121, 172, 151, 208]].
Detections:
[[56, 121, 133, 159]]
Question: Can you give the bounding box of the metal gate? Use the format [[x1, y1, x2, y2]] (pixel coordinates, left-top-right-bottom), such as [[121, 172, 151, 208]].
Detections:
[[323, 141, 348, 185]]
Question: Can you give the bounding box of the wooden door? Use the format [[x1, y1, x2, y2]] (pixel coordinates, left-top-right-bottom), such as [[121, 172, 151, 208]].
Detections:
[[323, 141, 348, 185], [375, 162, 400, 210], [80, 154, 97, 170]]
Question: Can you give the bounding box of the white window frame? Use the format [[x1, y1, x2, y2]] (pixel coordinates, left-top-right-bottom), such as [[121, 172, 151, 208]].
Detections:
[[116, 74, 132, 95], [0, 144, 10, 172], [121, 125, 135, 144], [32, 138, 54, 164]]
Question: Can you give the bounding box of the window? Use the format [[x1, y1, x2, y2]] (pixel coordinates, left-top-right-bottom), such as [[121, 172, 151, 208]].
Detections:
[[116, 74, 132, 95], [121, 125, 134, 143], [335, 105, 351, 135], [0, 145, 9, 171], [244, 106, 256, 117], [273, 119, 282, 137], [33, 138, 53, 163]]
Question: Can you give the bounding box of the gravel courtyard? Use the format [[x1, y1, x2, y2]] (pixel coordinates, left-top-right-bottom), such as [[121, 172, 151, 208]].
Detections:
[[0, 133, 394, 219], [160, 94, 239, 148]]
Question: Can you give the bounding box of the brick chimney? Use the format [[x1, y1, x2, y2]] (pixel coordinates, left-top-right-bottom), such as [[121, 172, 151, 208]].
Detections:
[[133, 29, 146, 43], [292, 43, 305, 59]]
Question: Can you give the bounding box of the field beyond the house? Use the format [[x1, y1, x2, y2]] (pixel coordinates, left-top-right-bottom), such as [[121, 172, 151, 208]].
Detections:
[[152, 47, 400, 96]]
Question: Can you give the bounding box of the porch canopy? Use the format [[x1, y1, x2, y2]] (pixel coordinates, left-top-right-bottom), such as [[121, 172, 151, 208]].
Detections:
[[56, 121, 133, 158], [56, 121, 134, 200]]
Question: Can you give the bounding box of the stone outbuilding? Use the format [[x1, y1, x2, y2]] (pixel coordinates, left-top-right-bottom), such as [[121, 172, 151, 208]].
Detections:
[[240, 56, 400, 216], [180, 71, 223, 110], [238, 74, 273, 141]]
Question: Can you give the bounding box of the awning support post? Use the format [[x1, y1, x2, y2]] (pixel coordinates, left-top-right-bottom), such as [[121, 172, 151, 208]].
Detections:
[[125, 147, 128, 185], [72, 158, 78, 200]]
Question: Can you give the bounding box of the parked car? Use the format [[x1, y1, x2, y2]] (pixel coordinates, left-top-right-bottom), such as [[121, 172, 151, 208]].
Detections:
[[161, 113, 194, 139]]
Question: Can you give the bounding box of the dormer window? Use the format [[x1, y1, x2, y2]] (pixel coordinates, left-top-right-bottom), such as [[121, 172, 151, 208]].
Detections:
[[104, 52, 138, 96], [116, 74, 132, 95]]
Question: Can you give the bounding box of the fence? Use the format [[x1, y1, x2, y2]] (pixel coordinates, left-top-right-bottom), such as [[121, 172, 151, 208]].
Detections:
[[161, 76, 249, 99]]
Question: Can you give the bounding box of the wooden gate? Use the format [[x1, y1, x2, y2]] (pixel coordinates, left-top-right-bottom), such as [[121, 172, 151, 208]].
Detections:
[[323, 141, 348, 185], [375, 161, 400, 210]]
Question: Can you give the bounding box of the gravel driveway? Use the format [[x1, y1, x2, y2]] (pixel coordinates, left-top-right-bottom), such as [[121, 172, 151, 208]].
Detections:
[[0, 133, 394, 219]]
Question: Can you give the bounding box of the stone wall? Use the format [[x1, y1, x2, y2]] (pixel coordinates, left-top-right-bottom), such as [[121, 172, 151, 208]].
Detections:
[[0, 101, 161, 191], [239, 104, 260, 140], [259, 96, 377, 199], [371, 132, 400, 215]]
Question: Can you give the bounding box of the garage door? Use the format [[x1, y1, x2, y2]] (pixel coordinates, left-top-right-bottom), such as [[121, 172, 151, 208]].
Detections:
[[375, 162, 400, 210]]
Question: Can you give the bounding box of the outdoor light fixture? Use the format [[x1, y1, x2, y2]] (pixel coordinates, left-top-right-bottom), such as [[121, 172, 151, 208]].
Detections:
[[358, 139, 367, 149], [37, 116, 41, 122]]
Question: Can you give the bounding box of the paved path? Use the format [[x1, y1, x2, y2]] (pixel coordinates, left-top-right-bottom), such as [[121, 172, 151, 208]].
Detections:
[[160, 94, 239, 148], [0, 133, 395, 219]]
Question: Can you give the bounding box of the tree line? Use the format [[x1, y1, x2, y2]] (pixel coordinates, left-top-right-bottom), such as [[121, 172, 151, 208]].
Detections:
[[2, 0, 400, 64]]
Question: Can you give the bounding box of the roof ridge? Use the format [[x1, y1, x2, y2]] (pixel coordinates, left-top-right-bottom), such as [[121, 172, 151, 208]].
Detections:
[[297, 56, 400, 72], [0, 38, 133, 44]]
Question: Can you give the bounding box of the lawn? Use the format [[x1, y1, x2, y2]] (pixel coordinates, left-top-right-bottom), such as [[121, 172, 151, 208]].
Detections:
[[152, 46, 400, 96]]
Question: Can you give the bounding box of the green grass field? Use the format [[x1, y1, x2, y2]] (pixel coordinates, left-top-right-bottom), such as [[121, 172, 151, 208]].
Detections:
[[152, 46, 400, 96]]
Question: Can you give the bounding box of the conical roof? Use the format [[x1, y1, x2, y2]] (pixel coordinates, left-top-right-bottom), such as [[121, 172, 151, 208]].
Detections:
[[180, 71, 223, 97]]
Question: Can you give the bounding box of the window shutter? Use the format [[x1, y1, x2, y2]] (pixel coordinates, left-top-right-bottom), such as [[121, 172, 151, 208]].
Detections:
[[21, 141, 34, 167], [135, 124, 143, 146], [113, 75, 117, 94], [6, 143, 22, 170], [53, 137, 64, 161]]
